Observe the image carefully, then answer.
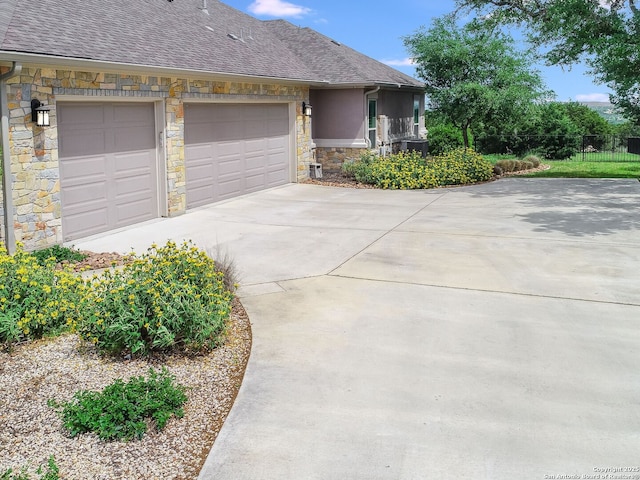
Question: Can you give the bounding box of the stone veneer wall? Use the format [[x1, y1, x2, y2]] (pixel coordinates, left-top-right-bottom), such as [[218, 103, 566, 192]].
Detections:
[[315, 147, 368, 173], [1, 65, 311, 251]]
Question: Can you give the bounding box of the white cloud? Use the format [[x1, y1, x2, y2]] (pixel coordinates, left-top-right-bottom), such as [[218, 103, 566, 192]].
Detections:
[[575, 93, 610, 102], [381, 58, 415, 67], [248, 0, 311, 18]]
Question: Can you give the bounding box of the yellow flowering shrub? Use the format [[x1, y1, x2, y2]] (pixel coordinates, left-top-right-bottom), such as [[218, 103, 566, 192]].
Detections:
[[342, 148, 493, 189], [0, 243, 83, 344], [77, 241, 233, 356]]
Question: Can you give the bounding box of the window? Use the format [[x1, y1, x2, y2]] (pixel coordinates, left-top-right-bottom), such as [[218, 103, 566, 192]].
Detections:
[[413, 97, 420, 138], [368, 99, 377, 147]]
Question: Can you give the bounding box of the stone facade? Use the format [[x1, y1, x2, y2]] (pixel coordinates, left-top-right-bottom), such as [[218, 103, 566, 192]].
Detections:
[[1, 64, 312, 250], [315, 147, 368, 173]]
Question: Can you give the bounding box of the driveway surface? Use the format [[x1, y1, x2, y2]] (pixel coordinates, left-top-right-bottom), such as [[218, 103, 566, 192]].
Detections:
[[74, 178, 640, 480]]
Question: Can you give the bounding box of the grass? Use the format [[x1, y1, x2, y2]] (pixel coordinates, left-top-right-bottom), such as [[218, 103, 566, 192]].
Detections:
[[524, 161, 640, 178], [481, 153, 640, 178]]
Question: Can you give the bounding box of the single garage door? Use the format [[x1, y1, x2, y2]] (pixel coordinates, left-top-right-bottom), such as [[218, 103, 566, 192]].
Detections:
[[184, 103, 290, 208], [57, 102, 158, 241]]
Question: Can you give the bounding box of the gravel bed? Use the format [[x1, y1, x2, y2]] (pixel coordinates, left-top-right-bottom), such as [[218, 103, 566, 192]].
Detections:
[[0, 298, 251, 479]]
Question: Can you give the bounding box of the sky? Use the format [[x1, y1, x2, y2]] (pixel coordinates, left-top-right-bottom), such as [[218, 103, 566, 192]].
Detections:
[[220, 0, 613, 103]]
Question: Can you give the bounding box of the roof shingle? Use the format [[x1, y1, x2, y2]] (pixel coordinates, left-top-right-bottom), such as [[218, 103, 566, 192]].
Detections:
[[0, 0, 422, 88]]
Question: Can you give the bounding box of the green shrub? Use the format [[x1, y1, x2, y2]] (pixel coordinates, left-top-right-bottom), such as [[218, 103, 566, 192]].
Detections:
[[495, 159, 516, 173], [31, 245, 86, 267], [429, 149, 493, 186], [49, 368, 187, 441], [341, 148, 492, 190], [1, 456, 59, 480], [0, 244, 84, 345], [426, 124, 465, 156], [495, 156, 541, 174], [342, 151, 377, 184], [77, 240, 232, 356], [523, 155, 541, 167]]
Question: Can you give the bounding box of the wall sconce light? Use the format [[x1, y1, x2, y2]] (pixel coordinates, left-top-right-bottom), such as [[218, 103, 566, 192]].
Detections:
[[302, 101, 312, 117], [31, 99, 50, 127]]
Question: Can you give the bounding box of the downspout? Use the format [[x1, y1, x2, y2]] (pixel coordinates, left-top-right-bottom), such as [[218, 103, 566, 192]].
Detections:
[[0, 61, 22, 254], [364, 86, 380, 148]]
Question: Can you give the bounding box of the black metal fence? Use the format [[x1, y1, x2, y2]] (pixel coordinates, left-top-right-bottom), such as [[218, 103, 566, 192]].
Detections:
[[474, 135, 640, 162]]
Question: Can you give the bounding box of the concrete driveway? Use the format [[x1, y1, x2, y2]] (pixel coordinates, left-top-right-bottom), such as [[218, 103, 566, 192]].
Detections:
[[75, 178, 640, 480]]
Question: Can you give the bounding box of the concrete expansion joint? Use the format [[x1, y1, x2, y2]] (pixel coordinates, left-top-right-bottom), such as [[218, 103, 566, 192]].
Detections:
[[328, 273, 640, 308], [394, 229, 640, 247]]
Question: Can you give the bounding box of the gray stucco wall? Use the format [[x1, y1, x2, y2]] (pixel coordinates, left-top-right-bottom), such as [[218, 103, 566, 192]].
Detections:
[[310, 89, 365, 141], [378, 89, 418, 141]]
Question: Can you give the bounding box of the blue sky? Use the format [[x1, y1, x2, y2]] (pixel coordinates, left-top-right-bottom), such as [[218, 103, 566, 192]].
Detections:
[[222, 0, 612, 103]]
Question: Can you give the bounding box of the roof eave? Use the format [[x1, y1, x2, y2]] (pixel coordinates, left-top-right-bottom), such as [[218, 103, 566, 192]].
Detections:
[[0, 51, 329, 86], [311, 81, 424, 91]]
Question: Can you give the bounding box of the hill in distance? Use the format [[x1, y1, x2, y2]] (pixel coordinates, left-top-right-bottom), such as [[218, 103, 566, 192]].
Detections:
[[578, 101, 628, 124]]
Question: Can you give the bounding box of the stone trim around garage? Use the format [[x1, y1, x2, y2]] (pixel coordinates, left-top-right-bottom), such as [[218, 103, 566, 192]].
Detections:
[[1, 65, 312, 251]]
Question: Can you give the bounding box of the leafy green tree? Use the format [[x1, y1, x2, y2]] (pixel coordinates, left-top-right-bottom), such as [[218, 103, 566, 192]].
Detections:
[[530, 103, 581, 159], [455, 0, 640, 124], [404, 16, 549, 148], [559, 102, 613, 136]]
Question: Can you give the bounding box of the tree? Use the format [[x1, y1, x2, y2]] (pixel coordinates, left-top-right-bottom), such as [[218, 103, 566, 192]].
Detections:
[[529, 103, 581, 159], [455, 0, 640, 124], [403, 16, 549, 148], [559, 102, 613, 136]]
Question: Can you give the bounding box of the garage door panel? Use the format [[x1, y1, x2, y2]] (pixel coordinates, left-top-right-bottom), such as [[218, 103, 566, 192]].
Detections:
[[245, 173, 266, 190], [58, 102, 158, 241], [114, 199, 156, 225], [63, 209, 109, 236], [267, 168, 287, 186], [218, 179, 243, 199], [216, 141, 243, 156], [219, 159, 242, 177], [114, 175, 154, 198], [57, 104, 106, 127], [112, 104, 153, 123], [60, 154, 108, 181], [61, 180, 108, 206], [59, 132, 108, 158], [112, 126, 155, 152], [113, 151, 154, 175]]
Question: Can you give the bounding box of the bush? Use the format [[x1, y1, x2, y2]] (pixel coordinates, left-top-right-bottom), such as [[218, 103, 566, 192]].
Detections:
[[0, 244, 84, 345], [523, 155, 541, 167], [77, 240, 232, 356], [495, 156, 542, 174], [342, 151, 377, 184], [426, 123, 465, 156], [1, 456, 59, 480], [342, 148, 492, 189], [429, 149, 494, 186], [49, 368, 187, 441], [31, 245, 86, 267]]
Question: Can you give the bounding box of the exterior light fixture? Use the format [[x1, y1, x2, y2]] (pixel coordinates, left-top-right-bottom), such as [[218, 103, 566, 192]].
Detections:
[[302, 101, 312, 117], [31, 99, 50, 127]]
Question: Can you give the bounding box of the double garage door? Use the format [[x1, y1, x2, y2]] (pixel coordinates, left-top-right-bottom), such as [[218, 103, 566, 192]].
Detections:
[[58, 102, 291, 240], [184, 103, 290, 208]]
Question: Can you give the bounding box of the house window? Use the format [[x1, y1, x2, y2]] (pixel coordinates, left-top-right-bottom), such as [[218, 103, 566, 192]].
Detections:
[[413, 97, 420, 138], [368, 99, 377, 147]]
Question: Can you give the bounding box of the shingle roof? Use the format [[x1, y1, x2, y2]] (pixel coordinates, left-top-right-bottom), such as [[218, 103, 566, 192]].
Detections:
[[0, 0, 423, 89], [265, 20, 423, 89]]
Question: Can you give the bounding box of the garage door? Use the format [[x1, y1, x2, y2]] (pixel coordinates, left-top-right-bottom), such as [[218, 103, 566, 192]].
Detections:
[[184, 103, 290, 208], [57, 102, 158, 241]]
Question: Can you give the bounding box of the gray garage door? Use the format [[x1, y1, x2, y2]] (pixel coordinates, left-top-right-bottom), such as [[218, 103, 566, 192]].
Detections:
[[57, 102, 158, 241], [184, 103, 290, 208]]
